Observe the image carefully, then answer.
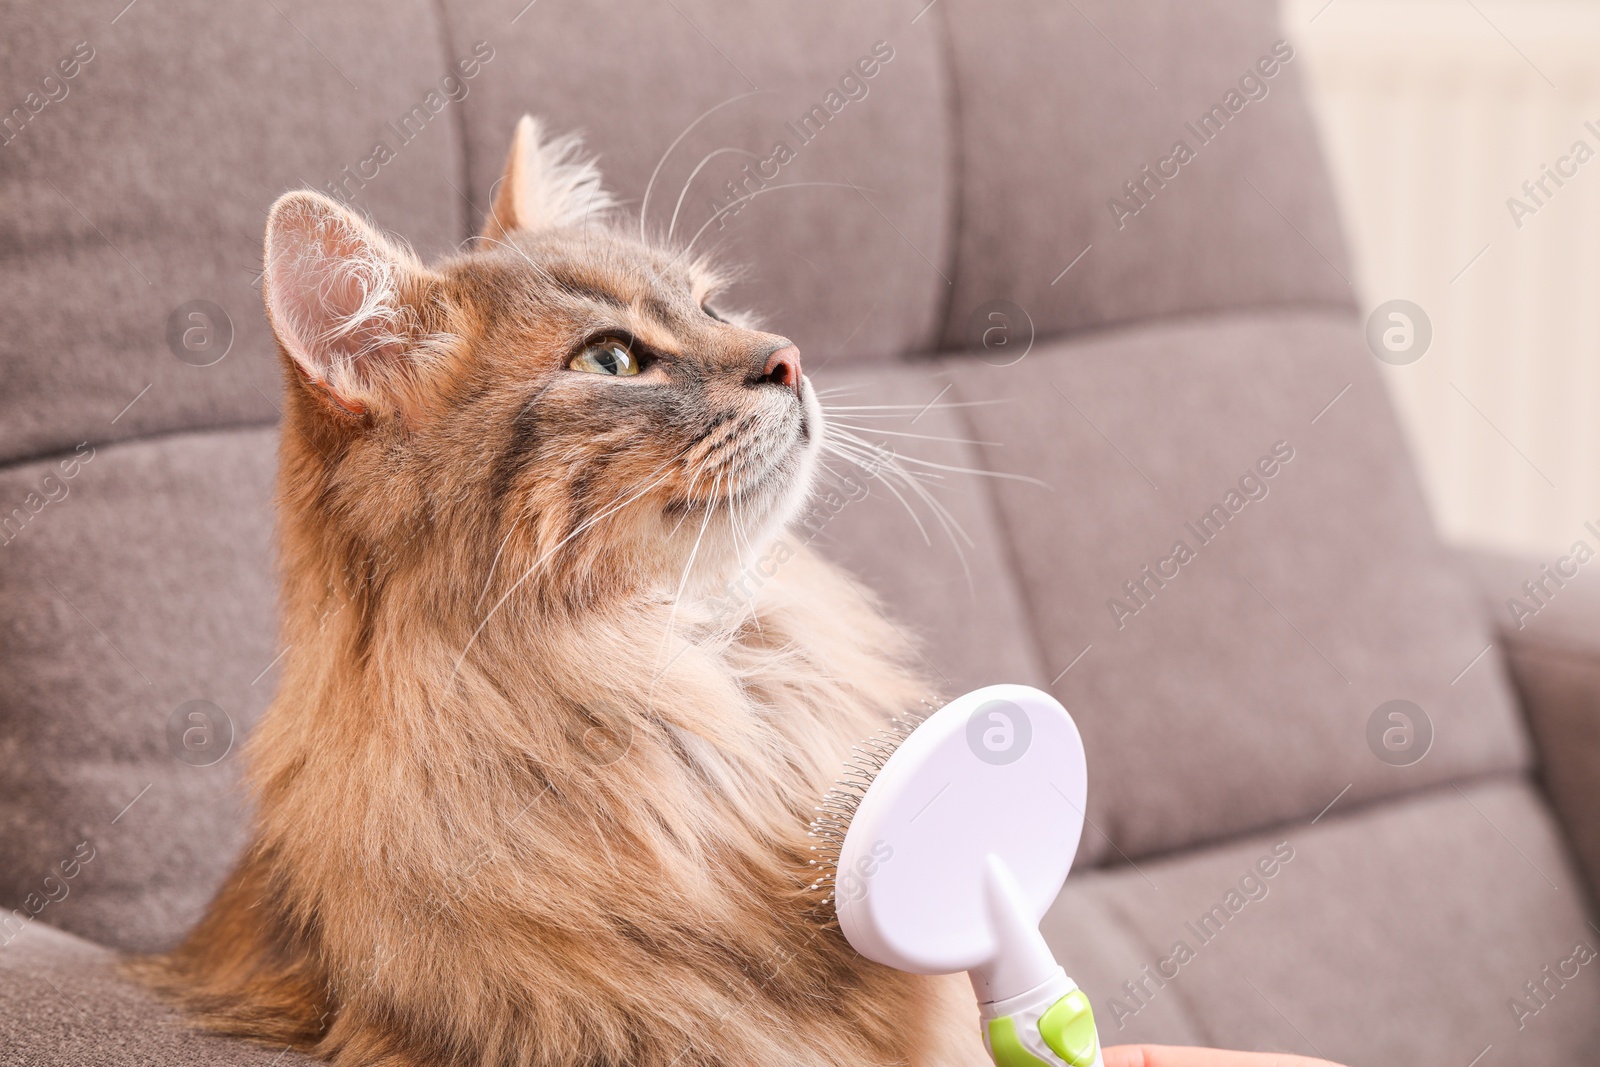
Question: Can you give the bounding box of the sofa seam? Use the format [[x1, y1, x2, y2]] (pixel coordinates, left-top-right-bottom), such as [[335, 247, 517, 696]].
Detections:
[[0, 419, 283, 476], [1094, 889, 1218, 1047], [927, 0, 965, 353], [1108, 768, 1537, 875], [1499, 635, 1600, 669], [427, 0, 475, 242], [911, 296, 1361, 362]]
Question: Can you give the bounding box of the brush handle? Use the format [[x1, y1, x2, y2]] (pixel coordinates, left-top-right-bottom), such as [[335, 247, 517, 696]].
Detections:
[[973, 857, 1102, 1067], [979, 972, 1103, 1067]]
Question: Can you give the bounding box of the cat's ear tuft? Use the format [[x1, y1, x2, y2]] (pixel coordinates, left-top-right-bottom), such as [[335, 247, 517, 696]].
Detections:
[[264, 191, 438, 418], [482, 115, 616, 240]]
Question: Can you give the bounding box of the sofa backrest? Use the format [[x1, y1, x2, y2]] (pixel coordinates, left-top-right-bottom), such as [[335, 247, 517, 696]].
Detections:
[[0, 0, 1354, 473]]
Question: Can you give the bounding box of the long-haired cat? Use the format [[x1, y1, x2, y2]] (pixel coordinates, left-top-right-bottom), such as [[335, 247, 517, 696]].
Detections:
[[130, 116, 987, 1067]]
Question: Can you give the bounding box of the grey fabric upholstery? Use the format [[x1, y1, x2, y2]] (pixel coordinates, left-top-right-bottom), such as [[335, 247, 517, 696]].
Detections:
[[1045, 776, 1600, 1065], [0, 2, 461, 466], [1, 0, 1596, 1063], [936, 312, 1530, 861], [0, 429, 278, 953], [935, 0, 1351, 346], [1464, 550, 1600, 902], [0, 920, 316, 1066]]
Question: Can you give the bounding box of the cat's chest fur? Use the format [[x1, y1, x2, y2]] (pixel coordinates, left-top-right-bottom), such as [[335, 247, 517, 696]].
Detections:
[[193, 546, 960, 1066]]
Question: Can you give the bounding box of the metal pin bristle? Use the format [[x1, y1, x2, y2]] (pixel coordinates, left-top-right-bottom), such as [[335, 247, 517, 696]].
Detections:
[[799, 704, 937, 916]]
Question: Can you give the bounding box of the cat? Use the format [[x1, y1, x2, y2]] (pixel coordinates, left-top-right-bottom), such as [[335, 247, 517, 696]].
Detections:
[[130, 116, 988, 1067]]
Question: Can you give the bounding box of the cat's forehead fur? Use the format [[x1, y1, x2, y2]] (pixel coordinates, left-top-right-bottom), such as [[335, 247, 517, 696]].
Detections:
[[451, 224, 737, 340]]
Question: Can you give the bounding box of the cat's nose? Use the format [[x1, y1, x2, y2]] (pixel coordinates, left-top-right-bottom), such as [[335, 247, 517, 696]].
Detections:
[[760, 345, 803, 398]]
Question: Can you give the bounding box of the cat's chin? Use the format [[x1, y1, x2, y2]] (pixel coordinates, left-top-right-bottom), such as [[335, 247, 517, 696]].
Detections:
[[661, 388, 823, 602], [740, 380, 824, 536]]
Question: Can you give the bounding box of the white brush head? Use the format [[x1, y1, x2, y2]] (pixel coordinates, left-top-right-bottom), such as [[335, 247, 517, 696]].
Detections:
[[828, 685, 1088, 981]]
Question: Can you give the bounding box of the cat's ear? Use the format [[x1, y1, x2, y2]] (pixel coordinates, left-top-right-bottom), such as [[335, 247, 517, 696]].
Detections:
[[264, 191, 439, 419], [482, 115, 615, 240]]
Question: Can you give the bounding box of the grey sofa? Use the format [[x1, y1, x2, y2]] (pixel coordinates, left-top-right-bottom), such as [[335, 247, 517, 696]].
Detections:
[[2, 1, 1598, 1064]]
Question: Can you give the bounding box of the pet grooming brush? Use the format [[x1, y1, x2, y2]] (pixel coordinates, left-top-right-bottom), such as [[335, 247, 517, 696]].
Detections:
[[809, 684, 1102, 1067]]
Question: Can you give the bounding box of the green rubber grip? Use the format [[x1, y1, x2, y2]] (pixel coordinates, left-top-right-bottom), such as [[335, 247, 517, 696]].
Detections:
[[984, 990, 1100, 1067], [1038, 990, 1099, 1066]]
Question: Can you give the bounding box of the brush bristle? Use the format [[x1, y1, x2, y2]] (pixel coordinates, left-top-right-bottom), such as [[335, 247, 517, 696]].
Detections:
[[803, 698, 940, 919]]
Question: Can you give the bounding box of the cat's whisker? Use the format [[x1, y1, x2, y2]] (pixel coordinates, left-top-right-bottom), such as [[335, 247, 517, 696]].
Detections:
[[815, 456, 857, 491], [639, 89, 773, 243], [824, 421, 998, 447], [821, 432, 978, 582], [652, 470, 722, 690], [666, 147, 760, 245], [824, 440, 933, 548], [461, 233, 559, 288], [891, 464, 977, 573], [826, 426, 1046, 488], [666, 498, 698, 538], [730, 495, 764, 640], [888, 470, 975, 568], [820, 411, 961, 420], [721, 470, 746, 564], [455, 459, 684, 678], [813, 456, 881, 517], [668, 460, 711, 536], [475, 523, 521, 614], [876, 451, 1044, 486], [877, 464, 975, 589], [673, 182, 870, 266], [820, 400, 1003, 410]]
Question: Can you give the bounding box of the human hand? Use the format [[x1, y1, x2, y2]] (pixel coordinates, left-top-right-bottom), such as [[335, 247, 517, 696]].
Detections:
[[1103, 1046, 1347, 1067]]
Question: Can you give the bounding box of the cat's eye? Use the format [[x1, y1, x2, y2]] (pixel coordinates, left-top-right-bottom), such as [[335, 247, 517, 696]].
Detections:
[[571, 338, 640, 377], [702, 304, 727, 323]]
